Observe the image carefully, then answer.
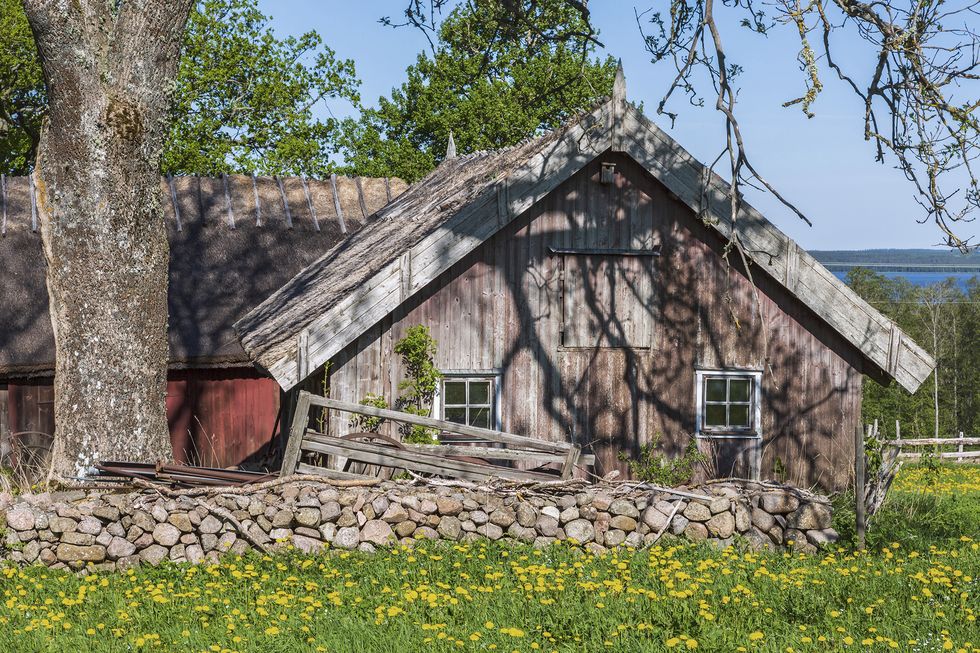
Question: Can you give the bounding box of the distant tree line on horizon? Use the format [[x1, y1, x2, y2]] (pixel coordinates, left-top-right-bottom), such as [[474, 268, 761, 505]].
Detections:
[[812, 250, 980, 265], [846, 268, 980, 439]]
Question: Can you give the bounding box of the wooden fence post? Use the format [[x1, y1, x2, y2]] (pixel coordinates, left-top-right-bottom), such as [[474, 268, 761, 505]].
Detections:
[[282, 391, 313, 477], [855, 423, 866, 550], [958, 431, 965, 463]]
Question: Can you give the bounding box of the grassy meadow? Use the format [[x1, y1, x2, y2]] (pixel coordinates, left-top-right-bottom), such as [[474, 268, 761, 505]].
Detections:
[[1, 464, 978, 653]]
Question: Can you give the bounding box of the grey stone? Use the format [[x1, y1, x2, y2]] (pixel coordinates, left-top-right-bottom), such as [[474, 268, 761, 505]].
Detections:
[[185, 545, 205, 564], [507, 523, 536, 543], [216, 532, 237, 552], [168, 513, 193, 533], [201, 533, 218, 552], [420, 499, 438, 514], [564, 519, 595, 543], [151, 504, 169, 523], [140, 545, 169, 566], [152, 523, 181, 547], [592, 494, 613, 511], [609, 499, 639, 519], [337, 509, 357, 528], [806, 528, 839, 547], [734, 503, 751, 532], [320, 502, 342, 522], [460, 520, 476, 532], [106, 522, 126, 538], [333, 527, 360, 550], [131, 511, 155, 532], [371, 497, 390, 516], [381, 503, 409, 523], [684, 522, 709, 540], [294, 526, 320, 539], [559, 506, 580, 524], [477, 523, 503, 540], [6, 508, 35, 531], [540, 506, 561, 520], [22, 540, 40, 563], [609, 515, 637, 532], [92, 506, 120, 522], [489, 508, 515, 528], [706, 512, 735, 539], [683, 502, 711, 522], [671, 515, 690, 535], [57, 543, 106, 563], [107, 537, 136, 559], [535, 515, 559, 537], [751, 507, 776, 532], [413, 526, 439, 540], [744, 527, 774, 552], [435, 497, 463, 516], [437, 516, 462, 540], [199, 515, 223, 534], [642, 507, 670, 532], [269, 528, 292, 541], [624, 531, 644, 548], [357, 542, 376, 554], [170, 544, 187, 562], [604, 529, 626, 547], [516, 503, 537, 528], [49, 516, 78, 534], [585, 542, 607, 556], [470, 510, 489, 525], [361, 520, 395, 546], [394, 521, 417, 538], [62, 531, 96, 546], [319, 523, 337, 541], [39, 548, 58, 565], [709, 496, 731, 515], [787, 503, 833, 531], [295, 507, 321, 528], [272, 509, 295, 528], [760, 492, 800, 515]]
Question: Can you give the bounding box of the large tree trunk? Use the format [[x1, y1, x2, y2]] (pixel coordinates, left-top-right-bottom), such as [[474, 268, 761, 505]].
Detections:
[[22, 0, 193, 479]]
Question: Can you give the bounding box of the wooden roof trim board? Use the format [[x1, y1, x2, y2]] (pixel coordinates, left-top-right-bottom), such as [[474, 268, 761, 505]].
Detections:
[[236, 96, 935, 394]]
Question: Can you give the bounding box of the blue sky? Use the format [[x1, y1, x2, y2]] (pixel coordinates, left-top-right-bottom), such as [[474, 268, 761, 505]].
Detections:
[[256, 1, 976, 250]]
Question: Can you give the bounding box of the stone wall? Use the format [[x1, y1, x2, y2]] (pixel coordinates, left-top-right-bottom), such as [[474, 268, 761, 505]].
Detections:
[[1, 480, 837, 571]]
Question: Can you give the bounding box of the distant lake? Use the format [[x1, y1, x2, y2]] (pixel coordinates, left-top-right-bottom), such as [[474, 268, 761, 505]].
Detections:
[[831, 270, 977, 290]]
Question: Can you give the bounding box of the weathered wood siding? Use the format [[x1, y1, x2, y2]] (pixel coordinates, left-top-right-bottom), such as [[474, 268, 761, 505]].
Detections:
[[0, 369, 280, 469], [326, 153, 862, 490]]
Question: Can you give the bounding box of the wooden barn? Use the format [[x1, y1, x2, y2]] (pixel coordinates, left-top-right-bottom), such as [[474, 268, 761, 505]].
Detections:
[[236, 75, 935, 491], [0, 172, 406, 470]]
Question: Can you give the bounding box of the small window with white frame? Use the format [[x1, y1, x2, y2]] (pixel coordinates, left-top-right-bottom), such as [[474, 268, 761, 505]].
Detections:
[[439, 374, 498, 430], [695, 369, 762, 437]]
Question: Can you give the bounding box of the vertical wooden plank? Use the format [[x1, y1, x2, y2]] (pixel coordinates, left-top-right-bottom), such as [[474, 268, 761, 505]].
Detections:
[[282, 391, 313, 476], [855, 423, 866, 550]]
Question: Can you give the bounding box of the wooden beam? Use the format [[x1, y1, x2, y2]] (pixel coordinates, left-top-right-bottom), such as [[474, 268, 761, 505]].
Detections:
[[281, 391, 312, 476], [295, 462, 373, 480], [301, 432, 557, 482], [400, 442, 595, 466], [304, 393, 573, 454]]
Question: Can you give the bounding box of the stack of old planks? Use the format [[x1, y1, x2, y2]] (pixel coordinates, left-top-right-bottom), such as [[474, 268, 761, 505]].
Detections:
[[282, 392, 590, 483], [95, 461, 276, 487]]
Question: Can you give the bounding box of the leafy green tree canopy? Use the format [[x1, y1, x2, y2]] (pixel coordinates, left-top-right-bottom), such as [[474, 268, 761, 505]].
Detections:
[[338, 0, 617, 182], [0, 0, 359, 177], [0, 0, 44, 174]]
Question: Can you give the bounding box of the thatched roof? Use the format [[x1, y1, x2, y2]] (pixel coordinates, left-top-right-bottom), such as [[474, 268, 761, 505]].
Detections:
[[0, 173, 407, 378], [235, 94, 936, 394]]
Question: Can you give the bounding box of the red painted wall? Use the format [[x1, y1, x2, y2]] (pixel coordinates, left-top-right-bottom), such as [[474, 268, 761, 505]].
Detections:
[[2, 368, 281, 469]]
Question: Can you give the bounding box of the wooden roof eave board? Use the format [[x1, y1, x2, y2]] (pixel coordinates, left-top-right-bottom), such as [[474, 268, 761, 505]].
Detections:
[[616, 104, 935, 393], [262, 104, 613, 389]]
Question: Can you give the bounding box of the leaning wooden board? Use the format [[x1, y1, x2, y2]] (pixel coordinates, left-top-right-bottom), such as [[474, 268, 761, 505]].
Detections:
[[282, 391, 583, 482]]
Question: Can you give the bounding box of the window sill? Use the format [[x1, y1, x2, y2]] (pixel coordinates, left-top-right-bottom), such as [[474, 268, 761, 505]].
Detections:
[[696, 432, 762, 440]]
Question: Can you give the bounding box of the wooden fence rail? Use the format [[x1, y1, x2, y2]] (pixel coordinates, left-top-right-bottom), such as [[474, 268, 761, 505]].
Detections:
[[884, 430, 979, 464], [282, 391, 584, 482]]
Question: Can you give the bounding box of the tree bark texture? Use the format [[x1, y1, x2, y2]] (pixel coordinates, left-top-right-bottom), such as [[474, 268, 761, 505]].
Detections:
[[21, 0, 193, 478]]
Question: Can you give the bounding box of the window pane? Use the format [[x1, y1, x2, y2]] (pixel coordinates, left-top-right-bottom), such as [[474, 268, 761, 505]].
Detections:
[[704, 404, 727, 427], [705, 378, 727, 402], [729, 379, 751, 402], [729, 404, 751, 427], [469, 381, 491, 405], [469, 407, 491, 429], [445, 407, 467, 425], [444, 381, 467, 405]]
